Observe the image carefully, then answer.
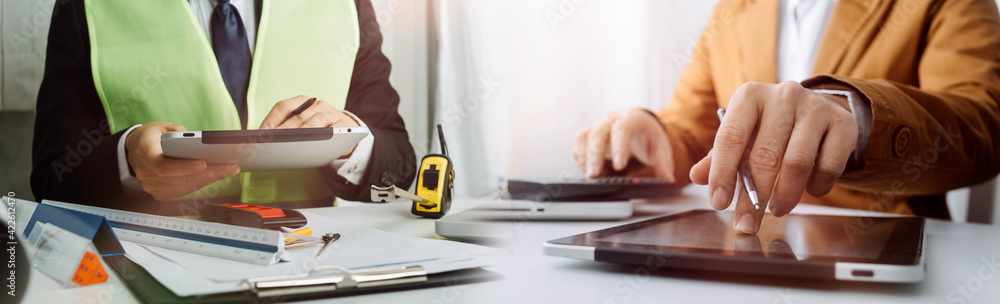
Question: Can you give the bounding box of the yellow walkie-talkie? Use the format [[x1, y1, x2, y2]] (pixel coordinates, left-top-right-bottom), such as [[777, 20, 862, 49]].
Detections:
[[411, 125, 454, 219]]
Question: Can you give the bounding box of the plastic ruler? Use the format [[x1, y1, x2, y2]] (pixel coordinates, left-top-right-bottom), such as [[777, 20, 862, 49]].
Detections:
[[42, 200, 283, 266]]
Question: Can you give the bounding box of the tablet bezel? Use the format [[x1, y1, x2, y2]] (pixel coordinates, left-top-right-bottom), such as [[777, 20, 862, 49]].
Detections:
[[197, 127, 337, 144]]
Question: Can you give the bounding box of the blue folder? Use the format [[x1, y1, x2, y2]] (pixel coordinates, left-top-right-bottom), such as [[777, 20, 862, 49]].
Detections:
[[24, 203, 125, 257]]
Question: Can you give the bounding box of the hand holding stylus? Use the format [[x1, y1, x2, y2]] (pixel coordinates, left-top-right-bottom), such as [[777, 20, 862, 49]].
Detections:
[[258, 95, 362, 157], [259, 95, 360, 130], [689, 81, 859, 234]]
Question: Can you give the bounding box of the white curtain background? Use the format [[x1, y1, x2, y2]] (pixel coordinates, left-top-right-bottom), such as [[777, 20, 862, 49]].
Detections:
[[434, 0, 720, 198], [368, 0, 433, 159], [1, 0, 53, 111]]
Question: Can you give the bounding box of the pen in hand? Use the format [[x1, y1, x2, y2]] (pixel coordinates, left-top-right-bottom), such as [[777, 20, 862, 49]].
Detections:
[[716, 108, 761, 210], [277, 97, 317, 126]]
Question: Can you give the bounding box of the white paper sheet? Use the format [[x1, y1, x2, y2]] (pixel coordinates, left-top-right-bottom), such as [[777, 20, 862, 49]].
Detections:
[[120, 211, 499, 296]]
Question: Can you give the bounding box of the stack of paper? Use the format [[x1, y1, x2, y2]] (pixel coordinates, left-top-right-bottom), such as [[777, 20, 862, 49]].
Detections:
[[122, 210, 498, 296]]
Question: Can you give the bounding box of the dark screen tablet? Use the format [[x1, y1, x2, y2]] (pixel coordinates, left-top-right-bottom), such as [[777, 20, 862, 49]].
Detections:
[[544, 210, 925, 282]]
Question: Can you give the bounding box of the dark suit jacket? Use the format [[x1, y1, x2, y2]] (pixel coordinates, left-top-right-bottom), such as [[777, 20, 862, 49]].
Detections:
[[31, 0, 416, 214]]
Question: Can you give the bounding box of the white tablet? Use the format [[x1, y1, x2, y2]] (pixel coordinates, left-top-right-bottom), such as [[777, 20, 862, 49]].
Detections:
[[161, 127, 368, 171], [544, 209, 926, 283], [435, 200, 634, 241]]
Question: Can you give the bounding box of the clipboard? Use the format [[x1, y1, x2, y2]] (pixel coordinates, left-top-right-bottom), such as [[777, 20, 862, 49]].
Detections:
[[105, 254, 503, 304]]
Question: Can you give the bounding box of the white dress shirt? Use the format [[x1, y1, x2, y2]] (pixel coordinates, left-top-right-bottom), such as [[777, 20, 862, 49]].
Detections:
[[118, 0, 375, 196], [777, 0, 836, 83], [778, 0, 871, 164], [189, 0, 258, 56]]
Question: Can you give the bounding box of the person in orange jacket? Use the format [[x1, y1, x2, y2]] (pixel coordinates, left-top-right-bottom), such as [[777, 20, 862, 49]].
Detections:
[[575, 0, 1000, 234]]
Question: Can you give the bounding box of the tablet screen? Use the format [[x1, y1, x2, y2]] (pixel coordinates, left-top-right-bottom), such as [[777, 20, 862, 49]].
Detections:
[[561, 210, 924, 265]]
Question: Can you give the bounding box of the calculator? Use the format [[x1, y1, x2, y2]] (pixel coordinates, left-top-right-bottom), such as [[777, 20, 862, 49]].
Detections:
[[201, 203, 308, 229], [504, 177, 678, 202]]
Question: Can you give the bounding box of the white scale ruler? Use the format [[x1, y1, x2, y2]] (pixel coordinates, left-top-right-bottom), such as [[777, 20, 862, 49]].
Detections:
[[43, 200, 284, 266]]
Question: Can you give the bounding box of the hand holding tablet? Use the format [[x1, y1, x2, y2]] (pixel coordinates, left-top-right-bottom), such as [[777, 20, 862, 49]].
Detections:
[[125, 96, 367, 200], [125, 122, 241, 200]]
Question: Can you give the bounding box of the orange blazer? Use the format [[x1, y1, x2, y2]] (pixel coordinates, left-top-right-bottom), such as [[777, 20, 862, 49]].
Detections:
[[653, 0, 1000, 218]]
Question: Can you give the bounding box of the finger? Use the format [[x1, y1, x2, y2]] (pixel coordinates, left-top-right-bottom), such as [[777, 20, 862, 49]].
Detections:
[[144, 121, 187, 133], [710, 84, 762, 211], [745, 88, 797, 214], [145, 165, 240, 200], [300, 110, 357, 129], [609, 115, 635, 171], [154, 122, 187, 133], [806, 118, 856, 197], [331, 107, 361, 127], [732, 234, 764, 257], [690, 149, 713, 186], [259, 95, 313, 129], [178, 165, 241, 194], [650, 138, 677, 182], [573, 128, 591, 174], [769, 120, 823, 217], [627, 127, 676, 182], [767, 238, 796, 259], [298, 112, 342, 128], [331, 116, 359, 128], [585, 115, 615, 178], [733, 183, 766, 234], [153, 164, 240, 186], [276, 100, 337, 129], [137, 123, 207, 177], [147, 156, 208, 177]]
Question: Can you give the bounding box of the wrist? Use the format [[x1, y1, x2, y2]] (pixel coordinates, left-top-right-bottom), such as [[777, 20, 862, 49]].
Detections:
[[810, 87, 871, 172], [123, 125, 142, 175]]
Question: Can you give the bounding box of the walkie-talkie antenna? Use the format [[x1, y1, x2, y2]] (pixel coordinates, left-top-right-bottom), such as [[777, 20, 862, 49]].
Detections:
[[437, 124, 449, 156]]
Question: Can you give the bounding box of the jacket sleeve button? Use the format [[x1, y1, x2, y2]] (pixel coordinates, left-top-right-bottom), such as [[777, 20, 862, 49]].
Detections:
[[893, 126, 912, 157]]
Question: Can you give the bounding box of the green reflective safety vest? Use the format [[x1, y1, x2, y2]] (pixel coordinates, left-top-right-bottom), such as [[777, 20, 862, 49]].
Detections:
[[84, 0, 359, 207]]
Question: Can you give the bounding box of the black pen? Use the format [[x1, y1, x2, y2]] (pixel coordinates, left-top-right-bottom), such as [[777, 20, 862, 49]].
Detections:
[[279, 97, 316, 125]]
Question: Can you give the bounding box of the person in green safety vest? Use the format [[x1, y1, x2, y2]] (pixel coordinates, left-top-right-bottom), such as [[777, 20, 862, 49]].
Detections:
[[31, 0, 417, 216]]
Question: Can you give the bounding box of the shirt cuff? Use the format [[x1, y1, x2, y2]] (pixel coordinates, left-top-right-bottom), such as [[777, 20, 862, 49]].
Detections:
[[330, 111, 375, 185], [118, 124, 145, 197]]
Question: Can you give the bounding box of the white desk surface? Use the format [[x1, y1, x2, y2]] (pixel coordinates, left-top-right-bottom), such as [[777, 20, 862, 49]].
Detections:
[[17, 185, 1000, 304]]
